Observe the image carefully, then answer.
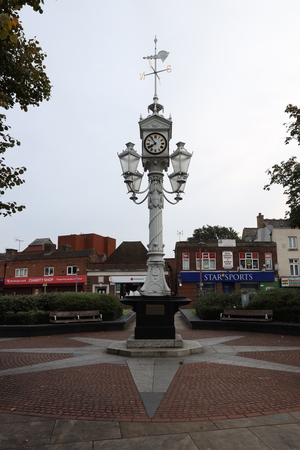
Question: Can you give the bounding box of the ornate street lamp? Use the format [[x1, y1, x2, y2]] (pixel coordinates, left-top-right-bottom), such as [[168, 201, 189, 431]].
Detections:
[[117, 37, 192, 340], [198, 241, 206, 298], [75, 268, 79, 292]]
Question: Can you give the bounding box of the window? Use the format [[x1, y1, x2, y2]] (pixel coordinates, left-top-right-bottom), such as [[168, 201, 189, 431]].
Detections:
[[182, 252, 190, 270], [289, 259, 299, 276], [265, 253, 272, 270], [239, 252, 259, 270], [288, 236, 298, 249], [44, 267, 54, 276], [15, 268, 28, 277], [196, 252, 216, 270], [67, 266, 78, 275]]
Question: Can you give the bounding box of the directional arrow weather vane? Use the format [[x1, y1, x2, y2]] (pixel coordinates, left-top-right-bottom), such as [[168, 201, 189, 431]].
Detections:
[[139, 36, 172, 106]]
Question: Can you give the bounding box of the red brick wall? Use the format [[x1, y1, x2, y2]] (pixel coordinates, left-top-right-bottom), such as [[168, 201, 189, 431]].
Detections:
[[57, 234, 116, 256], [4, 256, 89, 279]]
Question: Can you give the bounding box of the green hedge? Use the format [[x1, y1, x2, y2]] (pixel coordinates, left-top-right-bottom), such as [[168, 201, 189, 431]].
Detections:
[[196, 289, 300, 323], [0, 293, 123, 324]]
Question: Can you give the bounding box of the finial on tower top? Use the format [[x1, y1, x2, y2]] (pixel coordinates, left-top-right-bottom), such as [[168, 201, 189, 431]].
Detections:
[[140, 36, 172, 114]]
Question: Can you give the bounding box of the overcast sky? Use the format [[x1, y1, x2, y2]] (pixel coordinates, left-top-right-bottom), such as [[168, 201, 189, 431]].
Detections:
[[2, 0, 300, 257]]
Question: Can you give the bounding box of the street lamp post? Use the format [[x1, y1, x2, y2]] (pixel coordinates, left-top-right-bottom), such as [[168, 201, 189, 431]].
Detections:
[[75, 268, 79, 292], [2, 262, 7, 296], [119, 141, 192, 296], [117, 38, 192, 341], [198, 242, 206, 298]]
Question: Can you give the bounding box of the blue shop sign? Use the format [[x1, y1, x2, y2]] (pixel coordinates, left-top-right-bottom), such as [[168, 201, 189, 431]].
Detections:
[[180, 271, 275, 283]]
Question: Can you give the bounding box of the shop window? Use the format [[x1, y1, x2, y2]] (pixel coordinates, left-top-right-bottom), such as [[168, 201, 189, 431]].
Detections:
[[44, 267, 54, 276], [196, 252, 216, 270], [182, 252, 190, 270], [96, 286, 107, 294], [242, 283, 259, 292], [264, 253, 272, 270], [288, 236, 298, 249], [239, 252, 259, 270], [203, 283, 216, 294], [15, 268, 28, 277], [289, 259, 299, 276], [67, 266, 78, 275]]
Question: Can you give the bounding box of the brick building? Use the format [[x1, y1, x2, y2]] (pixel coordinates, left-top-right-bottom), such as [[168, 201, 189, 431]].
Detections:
[[175, 239, 278, 307], [0, 234, 115, 295], [86, 241, 173, 297]]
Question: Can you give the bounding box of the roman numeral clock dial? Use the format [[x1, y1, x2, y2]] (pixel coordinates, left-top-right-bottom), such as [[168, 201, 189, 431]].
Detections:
[[144, 133, 167, 154]]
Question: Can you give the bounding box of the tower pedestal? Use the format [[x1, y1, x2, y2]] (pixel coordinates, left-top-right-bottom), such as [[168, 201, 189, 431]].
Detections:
[[120, 295, 191, 340]]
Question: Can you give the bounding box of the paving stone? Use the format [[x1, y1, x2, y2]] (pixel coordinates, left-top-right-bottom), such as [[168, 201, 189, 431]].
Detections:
[[214, 412, 300, 429], [94, 433, 198, 449], [250, 423, 300, 450], [0, 419, 55, 448], [191, 428, 270, 449], [120, 420, 217, 438], [51, 419, 121, 444], [290, 410, 300, 420], [0, 413, 51, 424], [23, 444, 92, 450]]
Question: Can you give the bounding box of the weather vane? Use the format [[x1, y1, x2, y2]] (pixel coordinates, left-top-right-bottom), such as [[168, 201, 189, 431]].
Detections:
[[140, 36, 172, 112]]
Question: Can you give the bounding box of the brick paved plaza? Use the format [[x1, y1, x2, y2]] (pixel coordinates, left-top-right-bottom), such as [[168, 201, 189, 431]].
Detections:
[[1, 326, 300, 423]]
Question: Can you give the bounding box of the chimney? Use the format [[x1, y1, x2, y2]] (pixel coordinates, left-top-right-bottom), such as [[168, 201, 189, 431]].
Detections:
[[60, 244, 72, 252], [44, 243, 56, 254], [6, 248, 18, 257], [257, 213, 264, 229]]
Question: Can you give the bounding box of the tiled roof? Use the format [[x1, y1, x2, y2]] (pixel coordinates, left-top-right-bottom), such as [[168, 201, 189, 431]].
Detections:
[[27, 238, 54, 247], [104, 241, 147, 265], [264, 218, 291, 228], [242, 228, 258, 241], [0, 249, 101, 262]]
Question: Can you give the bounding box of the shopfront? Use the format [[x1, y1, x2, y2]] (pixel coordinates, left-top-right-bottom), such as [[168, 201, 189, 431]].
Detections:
[[109, 275, 146, 298], [4, 275, 87, 295], [180, 270, 276, 294], [281, 277, 300, 288]]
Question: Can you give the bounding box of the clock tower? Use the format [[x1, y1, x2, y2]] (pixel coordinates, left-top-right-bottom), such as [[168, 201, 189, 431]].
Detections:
[[117, 37, 193, 340]]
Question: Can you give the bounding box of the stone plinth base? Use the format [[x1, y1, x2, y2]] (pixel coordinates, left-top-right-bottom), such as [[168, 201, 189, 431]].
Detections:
[[107, 340, 203, 357], [120, 295, 191, 340], [126, 334, 183, 348]]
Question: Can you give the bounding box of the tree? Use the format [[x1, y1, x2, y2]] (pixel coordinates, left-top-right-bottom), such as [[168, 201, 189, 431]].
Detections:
[[0, 0, 51, 216], [0, 114, 26, 216], [284, 104, 300, 146], [264, 105, 300, 228], [187, 225, 240, 243]]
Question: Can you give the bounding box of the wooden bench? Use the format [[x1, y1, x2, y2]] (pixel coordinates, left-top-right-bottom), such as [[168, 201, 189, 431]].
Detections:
[[220, 309, 273, 322], [49, 310, 102, 323]]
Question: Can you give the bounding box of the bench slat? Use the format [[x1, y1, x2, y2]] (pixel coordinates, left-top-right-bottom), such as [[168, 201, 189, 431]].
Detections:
[[49, 310, 102, 323], [221, 309, 273, 322]]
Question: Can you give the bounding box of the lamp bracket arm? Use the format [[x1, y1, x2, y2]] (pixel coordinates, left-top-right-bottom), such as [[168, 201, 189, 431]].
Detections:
[[131, 193, 149, 205], [162, 185, 182, 195], [163, 193, 181, 205], [129, 184, 150, 195]]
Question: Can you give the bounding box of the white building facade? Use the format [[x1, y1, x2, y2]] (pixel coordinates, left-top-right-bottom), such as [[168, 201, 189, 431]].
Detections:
[[256, 213, 300, 288]]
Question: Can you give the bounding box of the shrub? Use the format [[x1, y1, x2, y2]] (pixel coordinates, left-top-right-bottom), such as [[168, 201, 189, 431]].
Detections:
[[47, 293, 123, 321], [195, 288, 300, 323], [3, 310, 49, 325], [196, 304, 223, 320], [0, 292, 123, 324]]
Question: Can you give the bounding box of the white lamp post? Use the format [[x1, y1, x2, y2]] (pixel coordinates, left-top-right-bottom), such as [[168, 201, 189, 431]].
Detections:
[[117, 38, 194, 343], [118, 39, 192, 298], [119, 140, 192, 296], [75, 268, 79, 292], [198, 241, 206, 298]]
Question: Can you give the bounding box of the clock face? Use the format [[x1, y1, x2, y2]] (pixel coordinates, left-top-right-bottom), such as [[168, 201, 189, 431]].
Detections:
[[144, 133, 167, 154]]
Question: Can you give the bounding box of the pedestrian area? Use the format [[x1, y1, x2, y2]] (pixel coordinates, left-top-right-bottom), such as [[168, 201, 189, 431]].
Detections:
[[0, 314, 300, 449]]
